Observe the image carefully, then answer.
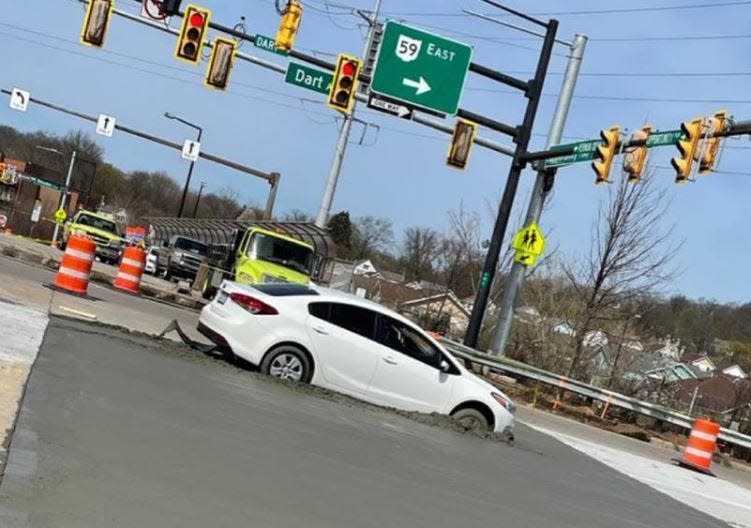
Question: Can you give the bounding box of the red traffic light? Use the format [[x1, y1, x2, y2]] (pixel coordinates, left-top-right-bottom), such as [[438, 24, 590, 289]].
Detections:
[[189, 12, 205, 27], [342, 61, 356, 76]]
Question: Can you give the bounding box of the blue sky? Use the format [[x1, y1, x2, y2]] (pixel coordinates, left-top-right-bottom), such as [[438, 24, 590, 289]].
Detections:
[[1, 0, 750, 303]]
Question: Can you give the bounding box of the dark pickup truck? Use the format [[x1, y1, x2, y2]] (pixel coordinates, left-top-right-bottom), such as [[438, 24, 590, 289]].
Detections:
[[154, 235, 208, 282]]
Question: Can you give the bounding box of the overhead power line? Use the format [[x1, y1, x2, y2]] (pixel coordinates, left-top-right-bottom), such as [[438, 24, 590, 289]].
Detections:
[[382, 1, 751, 18]]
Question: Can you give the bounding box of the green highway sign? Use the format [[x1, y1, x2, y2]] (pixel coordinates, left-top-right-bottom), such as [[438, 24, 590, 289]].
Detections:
[[646, 129, 681, 147], [371, 21, 473, 116], [545, 139, 600, 168], [253, 34, 288, 56], [285, 62, 333, 95]]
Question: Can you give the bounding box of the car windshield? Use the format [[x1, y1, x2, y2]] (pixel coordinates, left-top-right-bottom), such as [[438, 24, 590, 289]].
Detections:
[[174, 238, 208, 255], [250, 233, 313, 275], [76, 214, 119, 235]]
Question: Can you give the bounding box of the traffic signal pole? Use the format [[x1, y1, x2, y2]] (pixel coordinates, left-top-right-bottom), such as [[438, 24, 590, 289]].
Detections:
[[314, 0, 382, 228], [489, 34, 588, 356], [463, 17, 559, 349]]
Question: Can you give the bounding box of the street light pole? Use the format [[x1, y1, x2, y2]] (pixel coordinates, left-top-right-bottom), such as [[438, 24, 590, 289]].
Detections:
[[165, 112, 203, 218], [193, 181, 206, 218]]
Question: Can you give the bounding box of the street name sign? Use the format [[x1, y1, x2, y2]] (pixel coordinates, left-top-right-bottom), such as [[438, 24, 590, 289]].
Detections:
[[646, 129, 681, 147], [182, 140, 201, 162], [96, 114, 116, 137], [371, 21, 472, 116], [254, 34, 289, 56], [285, 62, 333, 95], [9, 88, 30, 112], [367, 93, 413, 120], [544, 139, 600, 168]]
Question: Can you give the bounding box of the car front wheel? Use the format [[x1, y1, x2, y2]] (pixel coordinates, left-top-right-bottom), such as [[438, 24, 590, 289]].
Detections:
[[451, 407, 490, 431], [260, 345, 311, 383]]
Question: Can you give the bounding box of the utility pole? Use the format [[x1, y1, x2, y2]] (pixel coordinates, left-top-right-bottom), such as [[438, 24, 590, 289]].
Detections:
[[314, 0, 382, 228], [193, 181, 206, 218], [488, 34, 588, 356], [463, 17, 559, 349]]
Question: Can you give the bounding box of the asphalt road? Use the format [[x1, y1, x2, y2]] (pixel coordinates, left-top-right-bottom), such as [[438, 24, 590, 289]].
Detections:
[[0, 318, 728, 528]]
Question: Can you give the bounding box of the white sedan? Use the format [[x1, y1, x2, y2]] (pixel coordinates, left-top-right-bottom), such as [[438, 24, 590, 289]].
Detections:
[[144, 246, 159, 275], [198, 281, 515, 437]]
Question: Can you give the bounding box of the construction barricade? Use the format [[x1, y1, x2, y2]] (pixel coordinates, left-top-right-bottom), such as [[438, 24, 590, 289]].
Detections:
[[54, 234, 95, 295], [679, 418, 720, 474], [113, 246, 146, 294]]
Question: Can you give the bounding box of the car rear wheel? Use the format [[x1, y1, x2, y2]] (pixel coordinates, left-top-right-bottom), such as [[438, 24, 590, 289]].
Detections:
[[451, 408, 490, 431], [260, 345, 311, 383]]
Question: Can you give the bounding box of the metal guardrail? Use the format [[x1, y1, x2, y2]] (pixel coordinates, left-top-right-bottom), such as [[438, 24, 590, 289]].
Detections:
[[440, 338, 751, 450]]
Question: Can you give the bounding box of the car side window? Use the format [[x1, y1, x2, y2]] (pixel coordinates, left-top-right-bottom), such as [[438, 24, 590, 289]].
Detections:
[[377, 315, 442, 368], [308, 302, 377, 340]]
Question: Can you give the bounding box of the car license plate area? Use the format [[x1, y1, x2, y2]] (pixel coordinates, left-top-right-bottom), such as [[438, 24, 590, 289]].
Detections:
[[217, 291, 228, 305]]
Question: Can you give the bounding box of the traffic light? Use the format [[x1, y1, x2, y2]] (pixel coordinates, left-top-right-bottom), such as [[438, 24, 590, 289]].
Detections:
[[205, 37, 236, 90], [446, 119, 477, 170], [698, 110, 728, 174], [671, 118, 704, 183], [175, 4, 211, 65], [275, 0, 303, 52], [623, 124, 652, 183], [591, 125, 621, 185], [327, 54, 362, 113], [80, 0, 114, 48]]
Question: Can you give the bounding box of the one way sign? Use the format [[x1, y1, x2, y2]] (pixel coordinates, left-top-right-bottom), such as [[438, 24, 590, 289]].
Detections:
[[367, 94, 413, 120]]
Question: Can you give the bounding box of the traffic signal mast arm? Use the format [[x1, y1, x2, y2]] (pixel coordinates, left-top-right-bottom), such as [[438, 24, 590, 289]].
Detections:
[[523, 119, 751, 165], [117, 0, 526, 140]]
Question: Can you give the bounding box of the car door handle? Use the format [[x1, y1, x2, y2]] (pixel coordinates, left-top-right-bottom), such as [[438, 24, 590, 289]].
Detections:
[[383, 355, 398, 365], [312, 325, 329, 335]]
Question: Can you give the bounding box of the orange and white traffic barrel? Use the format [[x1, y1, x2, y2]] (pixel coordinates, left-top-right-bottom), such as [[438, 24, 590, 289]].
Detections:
[[680, 418, 720, 474], [113, 246, 146, 294], [54, 234, 95, 295]]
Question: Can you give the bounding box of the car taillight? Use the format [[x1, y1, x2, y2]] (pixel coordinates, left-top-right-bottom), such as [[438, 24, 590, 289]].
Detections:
[[492, 392, 516, 414], [229, 293, 278, 315]]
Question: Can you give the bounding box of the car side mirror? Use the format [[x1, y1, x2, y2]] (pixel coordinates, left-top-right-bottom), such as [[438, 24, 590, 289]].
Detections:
[[440, 360, 451, 373]]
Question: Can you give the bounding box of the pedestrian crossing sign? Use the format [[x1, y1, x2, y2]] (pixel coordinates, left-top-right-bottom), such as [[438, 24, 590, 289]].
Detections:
[[512, 223, 546, 267]]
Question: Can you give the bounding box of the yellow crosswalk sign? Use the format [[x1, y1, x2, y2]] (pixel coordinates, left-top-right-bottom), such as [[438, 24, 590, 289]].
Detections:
[[512, 223, 546, 266]]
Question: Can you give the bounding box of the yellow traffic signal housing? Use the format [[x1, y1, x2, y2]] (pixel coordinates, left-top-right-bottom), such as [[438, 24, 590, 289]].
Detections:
[[275, 0, 303, 52], [80, 0, 114, 48], [205, 37, 236, 90], [623, 125, 652, 183], [671, 118, 704, 183], [175, 4, 211, 65], [698, 110, 728, 174], [446, 119, 477, 170], [591, 125, 620, 185], [327, 54, 362, 113]]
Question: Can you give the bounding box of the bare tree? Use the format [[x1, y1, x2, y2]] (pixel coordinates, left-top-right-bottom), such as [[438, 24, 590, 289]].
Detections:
[[351, 216, 393, 260], [402, 226, 440, 281], [281, 209, 313, 222], [563, 173, 681, 379]]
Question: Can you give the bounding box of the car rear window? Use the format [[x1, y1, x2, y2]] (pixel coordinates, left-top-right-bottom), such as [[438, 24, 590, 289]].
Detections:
[[253, 283, 319, 296]]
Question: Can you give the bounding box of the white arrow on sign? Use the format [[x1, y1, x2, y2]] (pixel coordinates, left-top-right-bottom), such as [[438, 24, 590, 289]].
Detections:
[[9, 88, 30, 112], [182, 139, 201, 162], [402, 76, 431, 95], [96, 114, 116, 138]]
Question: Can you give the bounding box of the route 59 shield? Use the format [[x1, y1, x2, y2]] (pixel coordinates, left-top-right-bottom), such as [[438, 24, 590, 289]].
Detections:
[[396, 35, 422, 62]]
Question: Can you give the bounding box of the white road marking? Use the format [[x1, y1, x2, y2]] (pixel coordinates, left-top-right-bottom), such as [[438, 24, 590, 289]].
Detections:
[[530, 424, 751, 528]]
